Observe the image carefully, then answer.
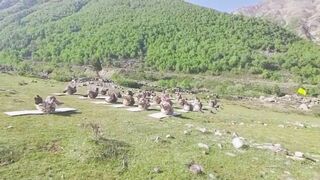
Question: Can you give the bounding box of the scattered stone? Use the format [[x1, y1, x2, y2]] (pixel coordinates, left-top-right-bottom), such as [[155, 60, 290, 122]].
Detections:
[[232, 137, 246, 149], [287, 155, 305, 161], [287, 152, 306, 161], [153, 167, 163, 174], [198, 143, 210, 150], [166, 134, 175, 139], [197, 127, 209, 133], [299, 104, 310, 111], [188, 163, 204, 174], [263, 96, 276, 103], [294, 151, 304, 158], [184, 130, 191, 135], [254, 143, 287, 153], [294, 122, 306, 128], [154, 136, 161, 143], [239, 122, 244, 126], [214, 130, 222, 136], [278, 124, 285, 128], [232, 132, 239, 137], [6, 126, 13, 129], [208, 173, 217, 180]]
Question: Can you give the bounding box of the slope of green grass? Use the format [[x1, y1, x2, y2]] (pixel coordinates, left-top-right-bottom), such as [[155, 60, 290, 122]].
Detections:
[[0, 74, 319, 179]]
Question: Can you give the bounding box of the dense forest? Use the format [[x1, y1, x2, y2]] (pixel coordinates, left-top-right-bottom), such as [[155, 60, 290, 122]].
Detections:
[[0, 0, 319, 84]]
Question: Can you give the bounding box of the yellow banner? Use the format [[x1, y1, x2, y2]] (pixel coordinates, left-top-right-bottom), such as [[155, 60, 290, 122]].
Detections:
[[297, 88, 307, 96]]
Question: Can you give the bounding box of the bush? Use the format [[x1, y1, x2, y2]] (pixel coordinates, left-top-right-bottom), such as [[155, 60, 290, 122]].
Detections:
[[16, 62, 34, 76], [51, 69, 73, 82], [112, 73, 142, 88]]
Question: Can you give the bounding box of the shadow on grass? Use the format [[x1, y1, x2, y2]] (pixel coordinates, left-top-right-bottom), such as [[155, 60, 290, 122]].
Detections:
[[179, 115, 192, 120], [54, 111, 82, 117], [0, 144, 21, 166], [92, 137, 130, 161]]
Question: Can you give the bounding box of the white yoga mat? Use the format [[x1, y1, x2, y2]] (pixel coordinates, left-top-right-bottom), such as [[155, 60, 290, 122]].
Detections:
[[110, 104, 128, 108], [4, 108, 77, 117], [91, 101, 111, 105], [126, 107, 144, 112]]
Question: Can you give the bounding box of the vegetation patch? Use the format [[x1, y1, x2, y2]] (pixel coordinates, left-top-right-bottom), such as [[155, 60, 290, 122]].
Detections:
[[0, 145, 20, 166], [0, 0, 320, 83]]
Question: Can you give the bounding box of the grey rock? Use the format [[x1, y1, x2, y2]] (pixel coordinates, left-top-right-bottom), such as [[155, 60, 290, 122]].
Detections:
[[299, 104, 310, 111], [153, 167, 163, 174], [188, 163, 204, 174], [198, 143, 210, 150], [232, 137, 246, 149]]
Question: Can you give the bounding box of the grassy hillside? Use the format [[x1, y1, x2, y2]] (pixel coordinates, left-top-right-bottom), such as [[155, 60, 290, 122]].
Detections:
[[0, 74, 319, 179], [0, 0, 320, 84]]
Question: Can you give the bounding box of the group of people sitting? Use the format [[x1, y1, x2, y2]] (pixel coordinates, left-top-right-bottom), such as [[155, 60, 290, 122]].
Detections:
[[34, 95, 63, 113], [34, 80, 221, 115]]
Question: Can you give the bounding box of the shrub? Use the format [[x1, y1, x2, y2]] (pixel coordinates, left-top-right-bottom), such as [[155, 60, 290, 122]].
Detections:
[[112, 73, 142, 88]]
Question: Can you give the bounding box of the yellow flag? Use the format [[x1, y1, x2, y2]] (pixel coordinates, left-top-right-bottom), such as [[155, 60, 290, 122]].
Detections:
[[297, 88, 307, 96]]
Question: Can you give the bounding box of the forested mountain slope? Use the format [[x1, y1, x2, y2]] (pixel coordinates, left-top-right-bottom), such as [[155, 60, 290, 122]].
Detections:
[[0, 0, 319, 84]]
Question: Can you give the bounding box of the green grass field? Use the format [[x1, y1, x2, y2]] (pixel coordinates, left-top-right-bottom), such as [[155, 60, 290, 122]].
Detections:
[[0, 74, 319, 179]]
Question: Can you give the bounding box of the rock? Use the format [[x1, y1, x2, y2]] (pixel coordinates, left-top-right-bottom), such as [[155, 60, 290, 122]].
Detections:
[[184, 130, 191, 135], [188, 163, 204, 174], [232, 132, 239, 137], [239, 122, 244, 126], [232, 137, 246, 149], [198, 143, 210, 150], [278, 124, 285, 128], [254, 143, 287, 153], [264, 96, 276, 103], [294, 122, 306, 128], [217, 143, 223, 149], [197, 127, 209, 133], [208, 173, 217, 180], [287, 155, 305, 161], [6, 126, 13, 129], [166, 134, 175, 139], [214, 130, 222, 136], [299, 104, 310, 111], [153, 167, 163, 174], [154, 136, 161, 143], [294, 151, 304, 158]]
